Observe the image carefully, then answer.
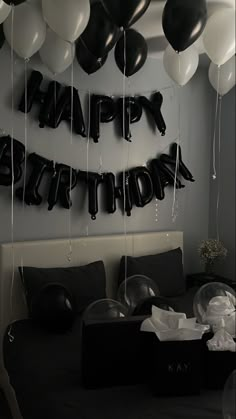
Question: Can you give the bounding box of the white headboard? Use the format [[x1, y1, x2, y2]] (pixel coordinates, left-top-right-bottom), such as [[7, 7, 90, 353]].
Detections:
[[0, 230, 183, 419], [0, 231, 183, 334]]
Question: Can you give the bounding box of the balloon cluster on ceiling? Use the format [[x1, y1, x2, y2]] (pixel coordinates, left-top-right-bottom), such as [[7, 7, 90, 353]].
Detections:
[[0, 0, 235, 94], [162, 0, 235, 96]]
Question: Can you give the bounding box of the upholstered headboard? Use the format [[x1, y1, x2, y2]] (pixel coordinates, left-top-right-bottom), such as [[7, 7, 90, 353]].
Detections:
[[0, 231, 183, 334]]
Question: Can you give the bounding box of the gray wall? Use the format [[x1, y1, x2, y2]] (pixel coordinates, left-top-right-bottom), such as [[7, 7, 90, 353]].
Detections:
[[209, 88, 235, 280], [0, 44, 214, 273]]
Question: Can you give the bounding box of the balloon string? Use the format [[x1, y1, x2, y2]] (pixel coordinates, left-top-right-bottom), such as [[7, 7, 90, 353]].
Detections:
[[9, 5, 15, 343], [67, 47, 74, 262], [172, 85, 180, 222], [20, 58, 29, 276], [122, 29, 128, 299], [212, 66, 220, 180], [52, 75, 57, 170], [216, 96, 222, 241]]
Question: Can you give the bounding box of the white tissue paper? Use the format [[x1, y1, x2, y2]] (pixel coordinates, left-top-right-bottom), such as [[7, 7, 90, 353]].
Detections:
[[207, 328, 236, 352], [203, 296, 236, 337], [140, 306, 209, 341]]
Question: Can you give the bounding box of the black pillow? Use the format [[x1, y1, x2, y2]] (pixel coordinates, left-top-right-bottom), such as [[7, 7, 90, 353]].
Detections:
[[119, 248, 185, 298], [19, 261, 106, 315]]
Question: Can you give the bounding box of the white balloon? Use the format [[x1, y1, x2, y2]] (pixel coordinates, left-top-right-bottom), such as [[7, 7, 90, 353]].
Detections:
[[42, 0, 90, 43], [39, 29, 75, 74], [203, 9, 235, 66], [3, 3, 46, 59], [209, 55, 235, 96], [163, 45, 199, 86], [0, 0, 11, 25]]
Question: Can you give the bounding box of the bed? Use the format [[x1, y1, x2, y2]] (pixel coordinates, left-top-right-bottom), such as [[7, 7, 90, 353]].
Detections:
[[0, 231, 224, 419]]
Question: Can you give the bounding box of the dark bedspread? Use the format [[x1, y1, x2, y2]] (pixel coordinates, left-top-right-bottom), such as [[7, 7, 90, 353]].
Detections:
[[4, 319, 223, 419]]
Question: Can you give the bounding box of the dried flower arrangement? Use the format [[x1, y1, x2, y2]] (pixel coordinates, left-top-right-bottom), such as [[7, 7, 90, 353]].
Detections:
[[198, 239, 227, 274]]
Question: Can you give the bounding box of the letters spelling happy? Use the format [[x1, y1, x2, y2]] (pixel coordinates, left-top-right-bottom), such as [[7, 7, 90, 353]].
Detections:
[[18, 71, 167, 142]]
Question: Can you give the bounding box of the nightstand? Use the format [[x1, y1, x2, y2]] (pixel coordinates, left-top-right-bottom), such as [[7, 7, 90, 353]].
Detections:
[[186, 273, 236, 291]]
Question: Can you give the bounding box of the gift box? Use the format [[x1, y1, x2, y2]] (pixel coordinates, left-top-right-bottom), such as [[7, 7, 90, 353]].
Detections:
[[141, 332, 203, 396], [202, 333, 236, 390], [81, 316, 146, 389]]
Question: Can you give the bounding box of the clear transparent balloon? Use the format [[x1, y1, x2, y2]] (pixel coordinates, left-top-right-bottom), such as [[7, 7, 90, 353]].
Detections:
[[117, 275, 160, 313], [193, 282, 235, 324], [223, 370, 236, 419], [83, 299, 128, 321]]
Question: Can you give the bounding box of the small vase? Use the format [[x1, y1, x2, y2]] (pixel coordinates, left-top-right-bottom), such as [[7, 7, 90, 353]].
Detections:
[[205, 261, 215, 277]]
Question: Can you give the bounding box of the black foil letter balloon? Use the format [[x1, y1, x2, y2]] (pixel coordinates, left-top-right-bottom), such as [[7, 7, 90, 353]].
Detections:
[[130, 167, 154, 207], [0, 136, 25, 186], [19, 71, 44, 114], [139, 93, 166, 136], [160, 143, 195, 183], [101, 0, 151, 29], [90, 95, 117, 143], [118, 171, 133, 216], [115, 29, 148, 77], [48, 164, 77, 211], [78, 171, 103, 220], [38, 81, 60, 128], [51, 87, 86, 137], [103, 172, 122, 214], [76, 38, 108, 75], [150, 159, 168, 201], [80, 2, 121, 59], [15, 153, 53, 205], [117, 97, 142, 141], [0, 25, 5, 50], [162, 0, 207, 52]]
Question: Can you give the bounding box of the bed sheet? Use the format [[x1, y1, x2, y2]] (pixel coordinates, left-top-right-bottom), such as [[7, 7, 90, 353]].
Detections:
[[3, 319, 223, 419]]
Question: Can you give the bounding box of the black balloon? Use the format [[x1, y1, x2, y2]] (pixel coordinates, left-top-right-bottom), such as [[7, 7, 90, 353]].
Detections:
[[19, 71, 44, 114], [101, 0, 151, 29], [16, 153, 52, 206], [132, 296, 176, 316], [115, 29, 148, 77], [3, 0, 25, 5], [130, 167, 153, 207], [31, 283, 76, 334], [81, 2, 121, 59], [0, 136, 25, 186], [118, 171, 133, 216], [78, 171, 103, 220], [48, 164, 77, 211], [76, 38, 108, 75], [139, 92, 166, 136], [162, 0, 207, 52], [90, 95, 117, 143], [117, 97, 142, 141], [0, 24, 5, 50]]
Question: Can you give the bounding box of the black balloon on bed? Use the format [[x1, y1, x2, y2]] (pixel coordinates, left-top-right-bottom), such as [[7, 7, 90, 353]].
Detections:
[[31, 283, 76, 334]]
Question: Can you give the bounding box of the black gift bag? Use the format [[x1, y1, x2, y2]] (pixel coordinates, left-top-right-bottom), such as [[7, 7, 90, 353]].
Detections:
[[202, 333, 236, 390], [142, 332, 203, 396]]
